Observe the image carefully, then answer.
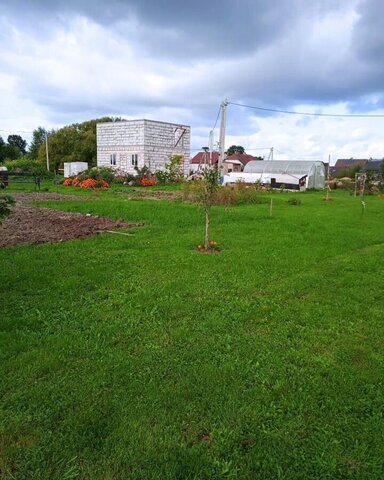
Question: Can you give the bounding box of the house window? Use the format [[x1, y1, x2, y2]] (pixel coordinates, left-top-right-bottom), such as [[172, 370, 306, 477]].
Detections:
[[110, 154, 116, 166], [131, 154, 138, 167]]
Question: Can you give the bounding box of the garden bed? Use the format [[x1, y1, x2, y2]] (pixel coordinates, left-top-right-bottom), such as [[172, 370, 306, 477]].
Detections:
[[0, 193, 141, 247]]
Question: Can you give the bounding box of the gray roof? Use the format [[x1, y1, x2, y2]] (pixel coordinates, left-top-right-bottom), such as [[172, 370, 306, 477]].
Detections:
[[364, 160, 383, 171]]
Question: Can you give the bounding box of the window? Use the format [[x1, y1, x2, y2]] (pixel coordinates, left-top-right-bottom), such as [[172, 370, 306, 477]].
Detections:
[[110, 154, 116, 166], [131, 154, 138, 167]]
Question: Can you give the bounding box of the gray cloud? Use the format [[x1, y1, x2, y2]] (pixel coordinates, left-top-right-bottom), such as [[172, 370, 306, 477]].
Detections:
[[1, 0, 384, 157]]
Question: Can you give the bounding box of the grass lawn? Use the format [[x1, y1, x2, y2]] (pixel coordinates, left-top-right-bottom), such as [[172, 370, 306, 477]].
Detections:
[[1, 187, 384, 479]]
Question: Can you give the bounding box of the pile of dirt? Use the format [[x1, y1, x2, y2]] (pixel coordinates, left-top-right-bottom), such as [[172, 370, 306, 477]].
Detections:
[[0, 193, 143, 248]]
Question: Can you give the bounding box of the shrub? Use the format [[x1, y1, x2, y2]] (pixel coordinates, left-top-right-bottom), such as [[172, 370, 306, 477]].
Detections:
[[77, 167, 115, 183], [155, 155, 184, 184], [4, 158, 52, 177], [113, 175, 128, 184], [0, 194, 15, 223], [184, 184, 269, 206]]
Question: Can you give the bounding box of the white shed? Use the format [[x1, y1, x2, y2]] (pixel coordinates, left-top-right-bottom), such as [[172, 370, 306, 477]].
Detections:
[[222, 160, 326, 190], [64, 162, 88, 178]]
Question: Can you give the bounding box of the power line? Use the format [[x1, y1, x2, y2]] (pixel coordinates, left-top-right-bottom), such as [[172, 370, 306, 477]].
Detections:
[[0, 128, 35, 134], [211, 104, 222, 132], [228, 101, 384, 118]]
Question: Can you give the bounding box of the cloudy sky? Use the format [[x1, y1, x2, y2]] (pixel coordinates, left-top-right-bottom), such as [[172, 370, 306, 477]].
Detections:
[[1, 0, 384, 162]]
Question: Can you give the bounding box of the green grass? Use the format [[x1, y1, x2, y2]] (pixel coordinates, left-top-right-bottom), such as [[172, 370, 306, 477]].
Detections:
[[1, 189, 384, 479]]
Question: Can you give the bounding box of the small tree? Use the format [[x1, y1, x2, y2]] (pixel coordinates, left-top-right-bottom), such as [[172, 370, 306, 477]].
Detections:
[[198, 166, 219, 249], [0, 195, 15, 224]]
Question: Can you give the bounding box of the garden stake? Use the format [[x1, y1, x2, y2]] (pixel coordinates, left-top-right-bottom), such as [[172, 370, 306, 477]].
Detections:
[[361, 200, 366, 216], [97, 230, 134, 237], [269, 198, 273, 217]]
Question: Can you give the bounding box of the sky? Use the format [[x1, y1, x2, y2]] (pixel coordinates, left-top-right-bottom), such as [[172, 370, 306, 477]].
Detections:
[[1, 0, 384, 163]]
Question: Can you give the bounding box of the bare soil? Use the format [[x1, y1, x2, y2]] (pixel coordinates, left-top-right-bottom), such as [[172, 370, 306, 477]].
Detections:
[[0, 193, 143, 248]]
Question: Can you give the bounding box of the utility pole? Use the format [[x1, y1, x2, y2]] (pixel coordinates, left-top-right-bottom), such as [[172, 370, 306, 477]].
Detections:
[[218, 99, 228, 173], [45, 132, 50, 172], [209, 130, 214, 165]]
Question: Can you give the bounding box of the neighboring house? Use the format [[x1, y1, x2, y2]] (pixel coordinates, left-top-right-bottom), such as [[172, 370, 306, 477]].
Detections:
[[363, 160, 383, 178], [189, 152, 261, 174], [97, 119, 190, 175], [189, 151, 220, 173], [223, 153, 261, 174], [330, 159, 368, 177]]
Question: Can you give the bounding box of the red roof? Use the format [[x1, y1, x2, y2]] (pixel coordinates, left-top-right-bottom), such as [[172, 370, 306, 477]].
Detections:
[[190, 151, 220, 165], [334, 159, 368, 168]]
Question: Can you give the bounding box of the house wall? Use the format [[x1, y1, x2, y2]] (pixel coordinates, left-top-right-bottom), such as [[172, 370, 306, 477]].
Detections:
[[97, 120, 190, 175]]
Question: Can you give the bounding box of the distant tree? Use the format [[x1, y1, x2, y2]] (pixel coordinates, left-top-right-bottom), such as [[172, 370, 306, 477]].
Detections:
[[37, 117, 116, 172], [337, 165, 361, 179], [29, 127, 47, 161], [226, 145, 245, 156], [7, 134, 27, 156], [0, 136, 5, 163]]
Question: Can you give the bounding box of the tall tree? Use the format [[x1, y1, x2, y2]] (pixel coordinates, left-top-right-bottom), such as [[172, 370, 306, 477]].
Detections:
[[37, 117, 116, 172], [0, 136, 5, 163], [29, 127, 47, 160], [7, 135, 27, 156], [226, 145, 245, 156]]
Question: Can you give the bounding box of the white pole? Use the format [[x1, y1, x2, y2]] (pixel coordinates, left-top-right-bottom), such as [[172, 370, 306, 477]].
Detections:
[[326, 154, 330, 200], [45, 132, 50, 172], [209, 130, 213, 165], [218, 99, 228, 172]]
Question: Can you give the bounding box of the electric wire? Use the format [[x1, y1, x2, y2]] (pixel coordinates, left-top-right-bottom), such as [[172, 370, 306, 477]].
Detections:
[[228, 101, 384, 118]]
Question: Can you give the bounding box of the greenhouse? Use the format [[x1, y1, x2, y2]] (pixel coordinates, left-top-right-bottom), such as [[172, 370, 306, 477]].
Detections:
[[222, 160, 326, 190]]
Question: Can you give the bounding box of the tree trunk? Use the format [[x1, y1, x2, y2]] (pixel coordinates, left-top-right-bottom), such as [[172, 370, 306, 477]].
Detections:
[[204, 207, 210, 249]]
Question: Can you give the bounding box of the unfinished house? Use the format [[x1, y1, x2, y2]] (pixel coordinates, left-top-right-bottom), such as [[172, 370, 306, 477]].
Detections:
[[97, 119, 190, 175]]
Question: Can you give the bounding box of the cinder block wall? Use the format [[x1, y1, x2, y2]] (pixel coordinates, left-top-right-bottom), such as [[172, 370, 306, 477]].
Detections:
[[97, 120, 190, 175]]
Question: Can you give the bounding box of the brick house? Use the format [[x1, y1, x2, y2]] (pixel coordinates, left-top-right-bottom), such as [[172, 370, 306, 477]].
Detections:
[[97, 119, 190, 175]]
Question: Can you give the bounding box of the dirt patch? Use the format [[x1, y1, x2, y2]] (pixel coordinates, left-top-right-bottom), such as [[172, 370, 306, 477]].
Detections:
[[0, 193, 143, 248]]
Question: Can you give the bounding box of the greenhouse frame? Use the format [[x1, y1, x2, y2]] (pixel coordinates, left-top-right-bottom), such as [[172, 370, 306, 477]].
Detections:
[[222, 160, 326, 190]]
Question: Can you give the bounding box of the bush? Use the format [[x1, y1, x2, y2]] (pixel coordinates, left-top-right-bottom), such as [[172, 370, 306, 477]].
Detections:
[[77, 167, 115, 183], [0, 194, 15, 223], [155, 155, 184, 184], [4, 158, 52, 177], [184, 183, 269, 206]]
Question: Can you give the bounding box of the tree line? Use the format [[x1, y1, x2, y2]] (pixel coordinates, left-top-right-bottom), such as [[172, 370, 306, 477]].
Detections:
[[0, 117, 120, 173]]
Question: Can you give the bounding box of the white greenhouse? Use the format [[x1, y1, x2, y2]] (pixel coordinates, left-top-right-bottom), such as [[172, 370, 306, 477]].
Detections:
[[222, 160, 326, 190]]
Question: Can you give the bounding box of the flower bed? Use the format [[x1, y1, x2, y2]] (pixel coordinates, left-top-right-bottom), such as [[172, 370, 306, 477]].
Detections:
[[63, 177, 110, 189], [140, 177, 157, 187]]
